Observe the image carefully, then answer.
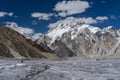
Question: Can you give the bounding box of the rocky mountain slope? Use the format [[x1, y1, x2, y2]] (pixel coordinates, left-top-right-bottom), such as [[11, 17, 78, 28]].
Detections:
[[37, 18, 120, 59], [0, 25, 58, 59]]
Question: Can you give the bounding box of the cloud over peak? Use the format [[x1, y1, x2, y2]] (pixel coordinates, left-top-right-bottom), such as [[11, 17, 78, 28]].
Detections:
[[31, 12, 53, 20], [48, 16, 109, 29], [54, 0, 90, 17], [48, 17, 97, 29]]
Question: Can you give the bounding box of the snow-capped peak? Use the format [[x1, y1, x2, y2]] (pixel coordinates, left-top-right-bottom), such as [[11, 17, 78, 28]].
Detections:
[[46, 18, 101, 44], [103, 26, 115, 31]]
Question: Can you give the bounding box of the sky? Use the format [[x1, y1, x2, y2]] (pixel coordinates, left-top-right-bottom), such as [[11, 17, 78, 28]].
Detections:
[[0, 0, 120, 35]]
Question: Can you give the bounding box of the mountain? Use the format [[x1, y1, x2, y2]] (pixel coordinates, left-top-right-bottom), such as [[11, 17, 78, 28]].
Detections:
[[0, 25, 58, 59], [37, 18, 120, 59], [2, 19, 120, 59]]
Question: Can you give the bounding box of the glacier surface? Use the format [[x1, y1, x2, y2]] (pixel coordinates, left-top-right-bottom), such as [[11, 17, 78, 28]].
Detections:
[[0, 59, 120, 80]]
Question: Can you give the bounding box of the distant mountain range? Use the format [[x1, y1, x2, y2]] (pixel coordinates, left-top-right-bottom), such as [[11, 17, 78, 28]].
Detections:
[[0, 19, 120, 59]]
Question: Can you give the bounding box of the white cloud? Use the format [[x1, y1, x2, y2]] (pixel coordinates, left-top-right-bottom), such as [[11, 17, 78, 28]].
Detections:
[[0, 12, 7, 17], [8, 12, 13, 16], [6, 22, 34, 34], [96, 16, 108, 21], [81, 17, 97, 24], [5, 22, 43, 41], [54, 0, 90, 17], [31, 12, 53, 20], [48, 17, 97, 29], [0, 12, 13, 17]]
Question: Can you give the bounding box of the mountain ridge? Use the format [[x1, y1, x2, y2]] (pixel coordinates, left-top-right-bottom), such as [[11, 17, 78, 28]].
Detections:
[[36, 20, 120, 59], [0, 25, 59, 59]]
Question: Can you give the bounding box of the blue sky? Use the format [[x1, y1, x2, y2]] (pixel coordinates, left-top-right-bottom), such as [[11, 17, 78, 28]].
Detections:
[[0, 0, 120, 34]]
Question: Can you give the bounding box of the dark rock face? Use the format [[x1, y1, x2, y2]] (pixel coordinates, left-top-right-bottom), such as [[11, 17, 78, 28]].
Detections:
[[53, 41, 76, 57], [37, 42, 53, 53]]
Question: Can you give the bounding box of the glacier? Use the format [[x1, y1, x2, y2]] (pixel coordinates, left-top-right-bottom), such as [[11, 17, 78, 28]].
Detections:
[[0, 59, 120, 80]]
